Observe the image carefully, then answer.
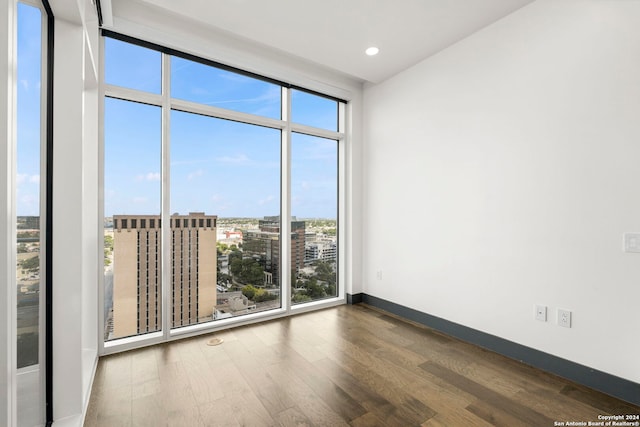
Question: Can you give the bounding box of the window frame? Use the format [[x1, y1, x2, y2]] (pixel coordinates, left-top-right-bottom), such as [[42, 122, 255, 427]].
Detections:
[[99, 32, 348, 356], [15, 0, 48, 372], [3, 0, 53, 425]]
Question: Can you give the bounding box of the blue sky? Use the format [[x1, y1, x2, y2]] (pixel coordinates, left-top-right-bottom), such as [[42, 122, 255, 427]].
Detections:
[[104, 38, 339, 219], [16, 3, 42, 217], [16, 20, 339, 220]]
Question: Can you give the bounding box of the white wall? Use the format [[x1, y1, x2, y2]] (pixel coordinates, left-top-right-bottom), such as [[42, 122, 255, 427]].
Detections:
[[363, 0, 640, 383], [51, 1, 100, 425]]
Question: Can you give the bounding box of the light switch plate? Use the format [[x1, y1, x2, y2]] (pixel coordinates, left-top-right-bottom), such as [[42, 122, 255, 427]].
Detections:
[[535, 305, 547, 322]]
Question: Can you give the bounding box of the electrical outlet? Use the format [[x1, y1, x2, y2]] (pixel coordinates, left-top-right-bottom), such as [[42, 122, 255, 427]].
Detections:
[[624, 232, 640, 253], [558, 309, 572, 328], [376, 270, 382, 280], [535, 305, 547, 322]]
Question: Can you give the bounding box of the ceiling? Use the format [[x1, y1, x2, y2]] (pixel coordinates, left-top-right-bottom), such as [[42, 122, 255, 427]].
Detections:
[[117, 0, 536, 84]]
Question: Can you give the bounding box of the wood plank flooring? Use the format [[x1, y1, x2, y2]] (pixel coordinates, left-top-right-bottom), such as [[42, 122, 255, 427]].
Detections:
[[84, 304, 640, 426]]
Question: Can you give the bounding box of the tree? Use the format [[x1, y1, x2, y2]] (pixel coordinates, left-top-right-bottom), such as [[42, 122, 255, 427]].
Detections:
[[315, 261, 332, 276], [20, 255, 39, 271], [242, 284, 257, 300], [292, 293, 311, 303], [230, 258, 243, 277], [255, 288, 277, 302], [104, 235, 114, 266], [104, 234, 114, 250], [315, 261, 336, 285], [243, 259, 264, 286], [228, 249, 242, 268], [232, 258, 265, 286], [305, 279, 326, 299]]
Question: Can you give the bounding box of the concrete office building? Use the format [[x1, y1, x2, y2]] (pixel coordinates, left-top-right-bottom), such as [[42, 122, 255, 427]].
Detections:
[[112, 212, 217, 338]]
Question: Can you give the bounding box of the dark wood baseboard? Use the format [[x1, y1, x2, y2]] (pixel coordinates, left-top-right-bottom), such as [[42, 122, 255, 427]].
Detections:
[[346, 292, 363, 305]]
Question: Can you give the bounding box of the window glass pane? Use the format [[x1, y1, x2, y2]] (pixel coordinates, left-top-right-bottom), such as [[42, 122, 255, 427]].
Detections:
[[171, 111, 281, 326], [16, 2, 42, 369], [291, 89, 338, 131], [171, 56, 281, 119], [291, 133, 338, 304], [105, 38, 161, 94], [104, 98, 162, 341], [102, 35, 344, 350]]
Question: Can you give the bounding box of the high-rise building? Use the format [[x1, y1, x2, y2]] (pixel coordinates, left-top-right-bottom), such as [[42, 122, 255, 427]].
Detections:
[[305, 240, 337, 263], [112, 212, 217, 338], [243, 216, 305, 286]]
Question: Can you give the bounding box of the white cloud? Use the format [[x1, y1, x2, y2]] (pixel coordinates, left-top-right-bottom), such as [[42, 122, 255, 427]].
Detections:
[[136, 172, 160, 182], [258, 195, 275, 206], [172, 159, 208, 166], [216, 154, 250, 164], [20, 194, 36, 202], [187, 169, 204, 180], [215, 203, 232, 212], [20, 79, 29, 91], [205, 85, 281, 107], [16, 174, 39, 185], [16, 192, 39, 215]]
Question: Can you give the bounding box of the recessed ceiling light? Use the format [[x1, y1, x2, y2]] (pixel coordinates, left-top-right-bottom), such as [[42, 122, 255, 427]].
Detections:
[[365, 47, 379, 56]]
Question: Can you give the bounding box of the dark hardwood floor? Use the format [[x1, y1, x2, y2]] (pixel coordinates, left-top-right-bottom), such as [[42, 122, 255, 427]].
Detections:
[[84, 304, 640, 426]]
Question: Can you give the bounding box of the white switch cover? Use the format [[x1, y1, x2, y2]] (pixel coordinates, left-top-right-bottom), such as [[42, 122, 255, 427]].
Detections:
[[624, 232, 640, 253], [535, 305, 547, 322]]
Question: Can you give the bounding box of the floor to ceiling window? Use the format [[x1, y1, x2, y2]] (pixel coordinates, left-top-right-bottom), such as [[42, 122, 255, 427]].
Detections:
[[290, 89, 339, 304], [104, 97, 162, 340], [16, 0, 42, 370], [291, 133, 338, 304], [15, 1, 48, 425], [102, 33, 346, 349]]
